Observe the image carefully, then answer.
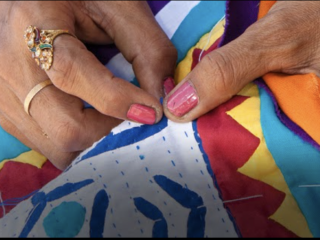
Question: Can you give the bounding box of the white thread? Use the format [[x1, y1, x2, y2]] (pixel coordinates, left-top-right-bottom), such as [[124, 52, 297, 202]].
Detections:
[[198, 15, 225, 63], [222, 195, 263, 204], [0, 191, 5, 218], [299, 185, 320, 188]]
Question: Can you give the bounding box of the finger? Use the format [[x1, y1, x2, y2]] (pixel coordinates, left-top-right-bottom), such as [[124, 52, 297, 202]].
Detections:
[[0, 81, 79, 170], [86, 1, 178, 99], [29, 82, 122, 152], [163, 15, 279, 122], [47, 35, 163, 125], [71, 3, 114, 44], [6, 46, 122, 153]]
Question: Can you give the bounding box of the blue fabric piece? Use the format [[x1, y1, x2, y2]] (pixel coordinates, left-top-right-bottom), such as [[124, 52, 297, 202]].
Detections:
[[46, 179, 94, 201], [153, 175, 203, 209], [0, 126, 30, 162], [79, 116, 168, 161], [134, 197, 168, 237], [171, 1, 226, 63], [43, 202, 86, 238], [259, 86, 320, 237], [153, 220, 168, 238], [134, 197, 164, 220], [187, 207, 206, 238], [90, 190, 109, 238], [19, 201, 47, 238]]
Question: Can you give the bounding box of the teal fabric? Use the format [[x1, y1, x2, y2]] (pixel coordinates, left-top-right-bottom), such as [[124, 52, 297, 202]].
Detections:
[[0, 126, 30, 162], [171, 1, 226, 63], [43, 201, 86, 238], [259, 86, 320, 237]]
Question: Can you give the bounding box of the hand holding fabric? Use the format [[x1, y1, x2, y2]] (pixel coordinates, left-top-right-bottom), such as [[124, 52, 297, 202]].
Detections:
[[163, 1, 320, 122], [0, 1, 177, 170]]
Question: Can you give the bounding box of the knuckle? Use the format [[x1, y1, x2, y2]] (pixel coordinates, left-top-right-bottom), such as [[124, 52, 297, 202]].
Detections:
[[202, 51, 237, 98], [50, 46, 79, 93], [148, 36, 178, 62], [51, 119, 84, 152]]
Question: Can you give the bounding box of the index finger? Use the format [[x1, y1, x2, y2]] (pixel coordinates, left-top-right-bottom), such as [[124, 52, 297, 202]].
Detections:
[[47, 35, 163, 125]]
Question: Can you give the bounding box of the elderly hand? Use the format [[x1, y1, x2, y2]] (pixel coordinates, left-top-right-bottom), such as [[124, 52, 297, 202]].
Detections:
[[163, 1, 320, 122], [0, 1, 177, 170]]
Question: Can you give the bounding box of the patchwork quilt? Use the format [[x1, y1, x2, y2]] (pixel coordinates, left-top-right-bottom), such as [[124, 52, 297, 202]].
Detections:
[[0, 1, 319, 237]]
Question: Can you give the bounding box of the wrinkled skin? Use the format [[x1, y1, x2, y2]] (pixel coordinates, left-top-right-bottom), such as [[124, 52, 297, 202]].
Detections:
[[164, 1, 320, 122], [0, 1, 177, 170]]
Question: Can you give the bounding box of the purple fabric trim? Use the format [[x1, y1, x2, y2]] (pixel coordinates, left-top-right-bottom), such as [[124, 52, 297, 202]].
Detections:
[[148, 1, 170, 15], [255, 79, 320, 151], [87, 1, 170, 65], [219, 1, 260, 47]]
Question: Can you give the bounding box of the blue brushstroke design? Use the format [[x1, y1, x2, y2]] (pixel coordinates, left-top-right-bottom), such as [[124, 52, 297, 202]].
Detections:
[[90, 190, 109, 238], [134, 197, 168, 238], [187, 207, 206, 238], [46, 180, 94, 201], [19, 179, 94, 237], [153, 220, 168, 238], [20, 201, 46, 238], [134, 198, 163, 220], [153, 175, 203, 208], [79, 116, 168, 161], [153, 175, 206, 237]]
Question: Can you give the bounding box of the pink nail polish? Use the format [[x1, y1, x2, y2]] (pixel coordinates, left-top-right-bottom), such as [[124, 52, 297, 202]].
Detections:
[[166, 81, 199, 117], [163, 77, 175, 95], [127, 104, 156, 125]]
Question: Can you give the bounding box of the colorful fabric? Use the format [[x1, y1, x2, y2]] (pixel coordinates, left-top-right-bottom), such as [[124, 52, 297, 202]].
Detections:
[[0, 0, 319, 238]]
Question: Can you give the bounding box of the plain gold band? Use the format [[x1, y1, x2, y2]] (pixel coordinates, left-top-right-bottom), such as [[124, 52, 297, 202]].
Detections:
[[24, 80, 53, 116]]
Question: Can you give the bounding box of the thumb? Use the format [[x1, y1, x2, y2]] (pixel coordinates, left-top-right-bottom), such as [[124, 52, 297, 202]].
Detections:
[[163, 22, 270, 122]]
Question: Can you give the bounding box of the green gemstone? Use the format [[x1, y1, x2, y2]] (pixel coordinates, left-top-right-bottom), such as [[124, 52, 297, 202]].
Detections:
[[39, 44, 52, 49]]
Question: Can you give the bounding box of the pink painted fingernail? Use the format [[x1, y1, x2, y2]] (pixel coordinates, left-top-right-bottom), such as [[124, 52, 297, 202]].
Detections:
[[166, 81, 199, 117], [127, 104, 156, 125], [163, 77, 175, 96]]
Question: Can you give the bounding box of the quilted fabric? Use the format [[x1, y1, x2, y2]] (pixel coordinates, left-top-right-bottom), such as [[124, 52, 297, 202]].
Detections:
[[0, 0, 319, 238]]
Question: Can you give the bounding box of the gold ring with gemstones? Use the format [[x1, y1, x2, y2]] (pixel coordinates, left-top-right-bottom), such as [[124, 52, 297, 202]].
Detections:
[[24, 25, 76, 71]]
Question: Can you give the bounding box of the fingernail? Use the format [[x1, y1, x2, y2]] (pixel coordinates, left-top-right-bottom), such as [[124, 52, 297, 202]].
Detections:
[[163, 77, 175, 96], [166, 81, 199, 117], [127, 104, 156, 125]]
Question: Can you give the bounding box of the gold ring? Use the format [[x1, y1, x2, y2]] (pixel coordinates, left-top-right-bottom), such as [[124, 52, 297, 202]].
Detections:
[[24, 80, 53, 116], [24, 25, 76, 70]]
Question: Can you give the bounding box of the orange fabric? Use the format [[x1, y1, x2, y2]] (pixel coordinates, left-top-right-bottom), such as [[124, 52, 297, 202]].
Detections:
[[264, 73, 320, 145], [258, 1, 320, 146], [258, 1, 276, 20]]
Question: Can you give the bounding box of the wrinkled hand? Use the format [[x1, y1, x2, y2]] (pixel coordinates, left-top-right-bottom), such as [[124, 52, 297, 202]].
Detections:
[[163, 1, 320, 122], [0, 1, 177, 170]]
